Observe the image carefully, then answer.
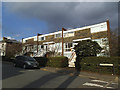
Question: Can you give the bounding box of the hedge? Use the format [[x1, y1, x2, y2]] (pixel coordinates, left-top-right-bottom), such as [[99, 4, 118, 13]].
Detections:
[[47, 56, 68, 68], [34, 57, 48, 67], [1, 56, 14, 62], [34, 56, 68, 68], [80, 57, 120, 75]]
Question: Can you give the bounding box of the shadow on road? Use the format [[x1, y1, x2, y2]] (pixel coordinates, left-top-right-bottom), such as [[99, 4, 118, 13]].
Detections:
[[2, 60, 81, 88], [56, 71, 80, 88], [2, 61, 25, 80], [21, 68, 80, 88]]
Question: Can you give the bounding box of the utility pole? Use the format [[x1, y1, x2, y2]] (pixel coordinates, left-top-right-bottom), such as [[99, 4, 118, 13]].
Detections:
[[62, 28, 67, 56], [106, 19, 111, 56]]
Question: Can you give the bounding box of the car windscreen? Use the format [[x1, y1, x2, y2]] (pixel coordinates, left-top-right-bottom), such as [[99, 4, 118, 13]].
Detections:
[[24, 56, 36, 61]]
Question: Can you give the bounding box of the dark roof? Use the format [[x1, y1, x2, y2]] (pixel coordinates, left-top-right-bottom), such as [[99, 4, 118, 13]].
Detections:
[[0, 39, 21, 43]]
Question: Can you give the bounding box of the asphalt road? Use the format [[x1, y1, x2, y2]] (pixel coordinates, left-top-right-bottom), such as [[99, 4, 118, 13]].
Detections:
[[2, 61, 118, 89]]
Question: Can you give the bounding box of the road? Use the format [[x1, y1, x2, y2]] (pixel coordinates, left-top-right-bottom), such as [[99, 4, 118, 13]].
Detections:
[[2, 61, 118, 89]]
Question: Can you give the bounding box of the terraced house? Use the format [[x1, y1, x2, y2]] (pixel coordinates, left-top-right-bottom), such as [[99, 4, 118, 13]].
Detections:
[[22, 20, 111, 67]]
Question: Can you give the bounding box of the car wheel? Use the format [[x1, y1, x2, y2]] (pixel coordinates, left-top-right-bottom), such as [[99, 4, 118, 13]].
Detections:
[[23, 64, 27, 69]]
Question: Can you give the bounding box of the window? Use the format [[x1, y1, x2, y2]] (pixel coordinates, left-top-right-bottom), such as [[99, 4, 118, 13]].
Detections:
[[68, 43, 72, 48], [2, 52, 4, 56], [39, 37, 45, 41], [41, 37, 45, 41], [64, 32, 74, 37], [31, 46, 34, 49], [2, 44, 4, 47], [65, 42, 73, 51], [25, 40, 28, 43], [41, 45, 44, 49], [55, 33, 61, 38]]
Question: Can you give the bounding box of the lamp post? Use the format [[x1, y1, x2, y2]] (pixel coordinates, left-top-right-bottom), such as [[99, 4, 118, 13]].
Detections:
[[62, 28, 67, 56]]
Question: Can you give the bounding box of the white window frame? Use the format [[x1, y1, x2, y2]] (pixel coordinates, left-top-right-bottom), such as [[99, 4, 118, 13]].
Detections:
[[65, 42, 73, 52], [41, 37, 45, 41], [39, 36, 45, 41]]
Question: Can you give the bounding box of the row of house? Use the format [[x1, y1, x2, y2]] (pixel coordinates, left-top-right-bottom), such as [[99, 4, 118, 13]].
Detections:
[[22, 20, 111, 67]]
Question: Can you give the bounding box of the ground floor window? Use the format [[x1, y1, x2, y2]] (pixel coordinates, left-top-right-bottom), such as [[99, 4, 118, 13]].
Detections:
[[65, 42, 73, 52], [41, 45, 44, 49]]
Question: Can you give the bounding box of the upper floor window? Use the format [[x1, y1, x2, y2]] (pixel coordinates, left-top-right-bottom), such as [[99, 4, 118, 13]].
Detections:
[[2, 44, 4, 47], [64, 32, 74, 37], [25, 40, 28, 43], [55, 33, 61, 38], [41, 37, 45, 41], [39, 36, 45, 41]]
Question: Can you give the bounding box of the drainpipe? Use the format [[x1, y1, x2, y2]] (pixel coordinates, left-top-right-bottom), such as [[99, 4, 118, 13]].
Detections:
[[62, 28, 67, 56], [37, 33, 39, 54], [22, 38, 24, 54], [37, 33, 42, 54], [22, 38, 24, 43], [106, 19, 111, 56]]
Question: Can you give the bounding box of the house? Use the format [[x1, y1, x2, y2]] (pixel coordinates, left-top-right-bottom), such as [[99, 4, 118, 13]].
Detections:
[[0, 37, 22, 58], [0, 40, 6, 56], [22, 20, 111, 67]]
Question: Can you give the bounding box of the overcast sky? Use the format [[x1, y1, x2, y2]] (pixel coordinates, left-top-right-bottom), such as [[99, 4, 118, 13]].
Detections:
[[2, 2, 118, 40]]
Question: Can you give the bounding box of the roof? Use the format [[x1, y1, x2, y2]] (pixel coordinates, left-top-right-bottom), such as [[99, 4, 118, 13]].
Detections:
[[0, 38, 21, 43]]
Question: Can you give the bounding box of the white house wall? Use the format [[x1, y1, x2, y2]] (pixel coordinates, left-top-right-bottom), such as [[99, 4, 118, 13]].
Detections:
[[0, 42, 6, 56], [91, 22, 107, 33], [92, 38, 110, 56]]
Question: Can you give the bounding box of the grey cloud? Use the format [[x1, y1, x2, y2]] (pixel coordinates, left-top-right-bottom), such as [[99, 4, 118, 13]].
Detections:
[[4, 2, 118, 33]]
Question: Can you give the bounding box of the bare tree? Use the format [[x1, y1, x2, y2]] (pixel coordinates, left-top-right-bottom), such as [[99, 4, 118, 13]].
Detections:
[[6, 42, 23, 58], [45, 43, 62, 57], [110, 28, 119, 56]]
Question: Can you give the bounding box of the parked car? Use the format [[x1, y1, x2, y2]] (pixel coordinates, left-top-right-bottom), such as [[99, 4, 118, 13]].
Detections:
[[13, 56, 39, 69]]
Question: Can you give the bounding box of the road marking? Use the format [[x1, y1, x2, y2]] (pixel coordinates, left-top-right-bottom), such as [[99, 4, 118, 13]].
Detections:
[[42, 69, 48, 71], [103, 81, 112, 88], [19, 70, 26, 72], [106, 87, 115, 89], [79, 75, 96, 79], [28, 70, 35, 71], [112, 82, 118, 85], [83, 80, 115, 89], [83, 82, 104, 87], [91, 80, 109, 83], [19, 70, 35, 72]]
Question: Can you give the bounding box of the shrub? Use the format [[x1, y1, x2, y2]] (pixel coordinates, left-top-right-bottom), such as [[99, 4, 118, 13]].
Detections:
[[34, 57, 48, 67], [34, 56, 68, 68], [2, 56, 14, 62], [47, 56, 68, 68], [74, 40, 102, 57], [80, 57, 120, 75]]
